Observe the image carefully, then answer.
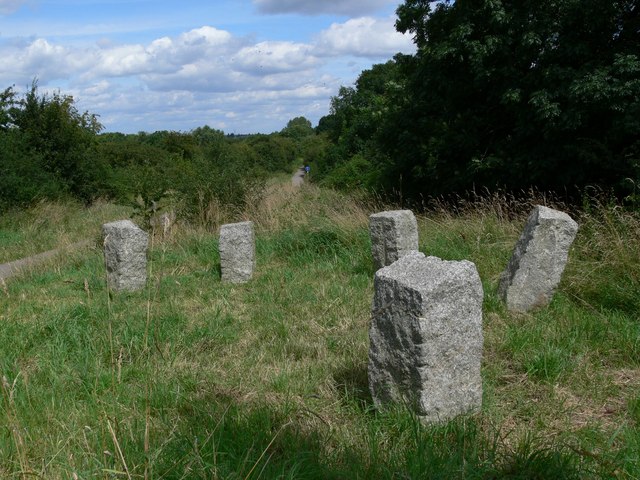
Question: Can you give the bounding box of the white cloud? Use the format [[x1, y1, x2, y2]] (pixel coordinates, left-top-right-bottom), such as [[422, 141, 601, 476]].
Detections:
[[0, 0, 26, 15], [0, 25, 326, 95], [0, 38, 93, 84], [315, 16, 415, 57], [0, 14, 412, 133], [253, 0, 391, 16], [234, 41, 320, 75], [89, 26, 237, 79], [71, 81, 334, 134]]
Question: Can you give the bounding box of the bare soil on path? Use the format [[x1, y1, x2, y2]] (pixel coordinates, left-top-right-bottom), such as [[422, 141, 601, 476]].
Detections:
[[1, 170, 306, 281], [292, 167, 305, 187], [0, 240, 92, 281]]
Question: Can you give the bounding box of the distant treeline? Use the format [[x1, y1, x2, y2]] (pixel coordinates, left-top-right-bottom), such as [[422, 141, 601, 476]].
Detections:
[[312, 0, 640, 204], [0, 82, 327, 222], [2, 0, 638, 213]]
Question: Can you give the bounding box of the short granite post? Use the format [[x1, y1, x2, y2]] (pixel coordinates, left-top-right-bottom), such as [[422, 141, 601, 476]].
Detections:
[[219, 221, 255, 283], [102, 220, 149, 292], [369, 210, 419, 270], [368, 251, 484, 424], [498, 205, 578, 312]]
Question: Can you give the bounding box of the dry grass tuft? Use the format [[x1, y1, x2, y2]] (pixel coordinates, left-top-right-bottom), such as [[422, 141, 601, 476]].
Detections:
[[246, 182, 378, 234]]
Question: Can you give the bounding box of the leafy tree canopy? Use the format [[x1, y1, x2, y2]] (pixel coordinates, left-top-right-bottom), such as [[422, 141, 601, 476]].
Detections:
[[321, 0, 640, 201]]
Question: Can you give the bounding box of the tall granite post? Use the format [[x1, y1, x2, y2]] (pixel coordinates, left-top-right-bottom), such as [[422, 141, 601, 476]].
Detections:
[[368, 251, 484, 424], [102, 220, 149, 292], [369, 210, 419, 270], [498, 205, 579, 312], [219, 221, 255, 283]]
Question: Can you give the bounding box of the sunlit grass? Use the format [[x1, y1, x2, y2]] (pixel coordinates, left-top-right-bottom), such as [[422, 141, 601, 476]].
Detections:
[[0, 199, 130, 263], [0, 180, 638, 477]]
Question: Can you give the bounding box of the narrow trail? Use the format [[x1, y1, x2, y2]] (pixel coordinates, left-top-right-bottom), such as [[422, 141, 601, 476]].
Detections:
[[0, 240, 92, 281], [2, 169, 307, 282], [292, 167, 305, 187]]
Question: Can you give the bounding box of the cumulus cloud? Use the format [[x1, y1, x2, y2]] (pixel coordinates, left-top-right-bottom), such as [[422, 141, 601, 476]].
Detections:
[[315, 16, 415, 57], [70, 80, 334, 134], [234, 41, 320, 75], [0, 14, 412, 132], [0, 38, 94, 84], [89, 26, 237, 79], [0, 0, 26, 15], [253, 0, 391, 16], [0, 24, 328, 95]]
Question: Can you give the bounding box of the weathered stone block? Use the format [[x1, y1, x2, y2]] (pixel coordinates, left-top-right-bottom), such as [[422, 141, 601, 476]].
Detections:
[[102, 220, 149, 292], [219, 221, 255, 283], [498, 205, 578, 312], [368, 251, 484, 424], [369, 210, 419, 270]]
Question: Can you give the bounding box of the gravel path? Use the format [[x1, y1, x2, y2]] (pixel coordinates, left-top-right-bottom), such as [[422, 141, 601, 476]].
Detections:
[[292, 167, 305, 187], [0, 240, 92, 281], [2, 171, 307, 282]]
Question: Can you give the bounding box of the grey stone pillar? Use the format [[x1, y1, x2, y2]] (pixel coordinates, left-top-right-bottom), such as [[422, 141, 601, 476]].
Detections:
[[219, 221, 255, 283], [368, 251, 484, 424], [102, 220, 149, 292], [498, 205, 578, 312], [369, 210, 419, 270]]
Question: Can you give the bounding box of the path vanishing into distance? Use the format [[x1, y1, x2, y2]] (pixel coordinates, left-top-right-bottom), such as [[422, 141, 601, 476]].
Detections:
[[0, 240, 92, 282], [292, 167, 306, 187], [1, 169, 307, 282]]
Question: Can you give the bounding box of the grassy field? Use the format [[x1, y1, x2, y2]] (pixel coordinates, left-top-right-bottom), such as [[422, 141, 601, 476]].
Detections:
[[1, 179, 639, 478]]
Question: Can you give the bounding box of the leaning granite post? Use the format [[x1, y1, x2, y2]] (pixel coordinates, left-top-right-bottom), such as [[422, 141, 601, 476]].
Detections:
[[102, 220, 149, 292], [369, 210, 419, 270], [368, 251, 484, 424], [498, 205, 578, 312], [219, 221, 255, 283]]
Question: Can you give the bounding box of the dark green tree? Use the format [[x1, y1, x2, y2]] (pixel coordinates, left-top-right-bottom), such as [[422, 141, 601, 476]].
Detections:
[[281, 116, 314, 140], [316, 59, 407, 188], [10, 81, 105, 202], [247, 134, 297, 173], [0, 82, 106, 207], [389, 0, 640, 198]]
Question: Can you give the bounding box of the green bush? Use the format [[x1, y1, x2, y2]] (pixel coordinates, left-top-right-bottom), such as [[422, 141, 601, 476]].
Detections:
[[0, 130, 66, 208]]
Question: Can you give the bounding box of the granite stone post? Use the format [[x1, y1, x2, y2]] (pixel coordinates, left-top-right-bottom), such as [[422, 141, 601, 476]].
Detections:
[[219, 221, 255, 283], [368, 251, 484, 424], [369, 210, 419, 270], [498, 205, 579, 312], [102, 220, 149, 292]]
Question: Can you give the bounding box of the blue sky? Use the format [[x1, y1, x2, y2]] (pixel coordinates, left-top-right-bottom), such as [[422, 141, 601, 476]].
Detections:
[[0, 0, 415, 133]]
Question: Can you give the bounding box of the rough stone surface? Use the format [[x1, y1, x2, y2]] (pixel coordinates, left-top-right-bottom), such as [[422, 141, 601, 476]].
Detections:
[[368, 251, 484, 424], [219, 221, 255, 283], [369, 210, 419, 270], [498, 205, 578, 312], [102, 220, 149, 292]]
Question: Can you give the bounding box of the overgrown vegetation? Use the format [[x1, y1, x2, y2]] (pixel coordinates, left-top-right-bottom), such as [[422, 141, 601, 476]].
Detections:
[[0, 85, 322, 227], [1, 1, 639, 476], [315, 0, 640, 203], [0, 183, 638, 478]]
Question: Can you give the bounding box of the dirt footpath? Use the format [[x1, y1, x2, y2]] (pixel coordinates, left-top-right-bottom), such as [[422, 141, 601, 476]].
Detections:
[[2, 170, 308, 282], [292, 167, 305, 187], [0, 240, 92, 281]]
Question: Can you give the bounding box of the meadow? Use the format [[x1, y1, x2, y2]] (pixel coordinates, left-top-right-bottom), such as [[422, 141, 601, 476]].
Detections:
[[1, 178, 639, 479]]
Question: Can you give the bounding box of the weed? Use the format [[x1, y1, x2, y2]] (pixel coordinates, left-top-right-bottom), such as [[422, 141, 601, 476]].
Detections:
[[0, 179, 638, 477]]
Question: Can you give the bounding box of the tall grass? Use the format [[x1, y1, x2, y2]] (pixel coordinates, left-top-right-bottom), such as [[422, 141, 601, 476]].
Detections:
[[0, 180, 638, 477], [0, 200, 131, 263]]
